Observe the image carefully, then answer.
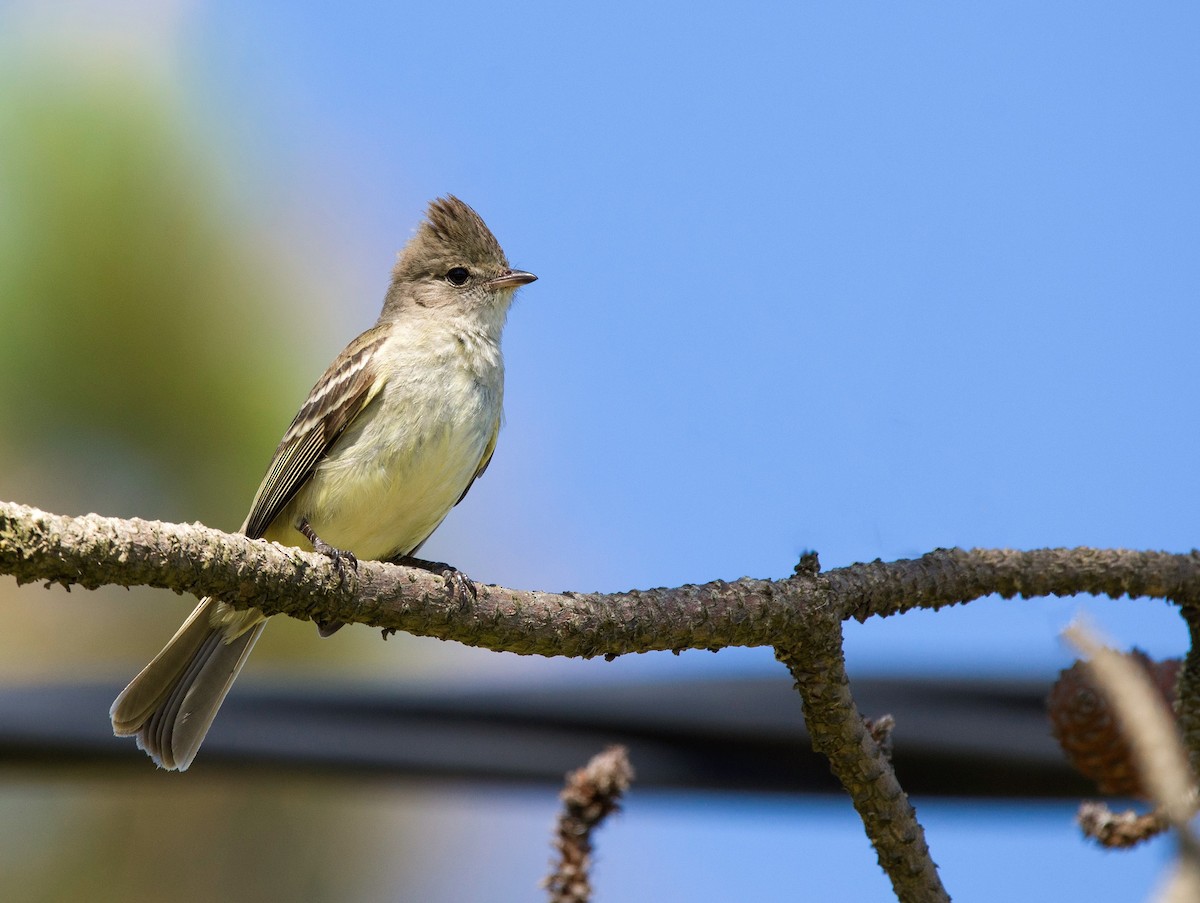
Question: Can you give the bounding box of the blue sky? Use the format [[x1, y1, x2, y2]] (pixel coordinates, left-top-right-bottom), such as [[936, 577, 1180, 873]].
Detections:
[[202, 4, 1199, 897], [5, 2, 1200, 899], [183, 1, 1199, 675]]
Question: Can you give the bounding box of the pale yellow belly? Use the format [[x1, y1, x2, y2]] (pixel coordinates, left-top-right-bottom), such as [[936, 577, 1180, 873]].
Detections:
[[265, 386, 495, 562]]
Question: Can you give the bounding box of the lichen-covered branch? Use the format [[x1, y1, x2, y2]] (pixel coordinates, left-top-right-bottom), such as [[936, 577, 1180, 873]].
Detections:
[[777, 617, 949, 903]]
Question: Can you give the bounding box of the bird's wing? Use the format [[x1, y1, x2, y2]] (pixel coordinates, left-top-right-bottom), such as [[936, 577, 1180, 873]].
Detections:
[[454, 414, 501, 507], [241, 327, 390, 540]]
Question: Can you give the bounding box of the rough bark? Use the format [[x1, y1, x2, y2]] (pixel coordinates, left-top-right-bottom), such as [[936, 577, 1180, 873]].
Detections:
[[4, 498, 1199, 901], [778, 616, 949, 903]]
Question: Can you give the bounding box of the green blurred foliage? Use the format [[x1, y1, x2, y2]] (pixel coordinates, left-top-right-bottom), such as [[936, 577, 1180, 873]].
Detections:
[[0, 43, 479, 903], [0, 772, 428, 903], [0, 51, 355, 677], [0, 42, 469, 680], [0, 60, 300, 528]]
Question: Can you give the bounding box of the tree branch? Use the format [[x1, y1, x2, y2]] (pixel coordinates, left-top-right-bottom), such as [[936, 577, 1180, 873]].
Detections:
[[778, 618, 949, 903], [1177, 606, 1200, 778], [5, 499, 1199, 901], [2, 502, 1196, 657], [838, 547, 1200, 622], [0, 501, 826, 655]]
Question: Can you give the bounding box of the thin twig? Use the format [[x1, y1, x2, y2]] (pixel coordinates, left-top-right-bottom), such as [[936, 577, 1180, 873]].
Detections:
[[544, 745, 634, 903], [1076, 801, 1169, 848]]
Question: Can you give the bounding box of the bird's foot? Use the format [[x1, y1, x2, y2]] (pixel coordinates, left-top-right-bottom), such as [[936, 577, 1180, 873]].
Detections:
[[390, 554, 478, 603], [296, 517, 358, 582]]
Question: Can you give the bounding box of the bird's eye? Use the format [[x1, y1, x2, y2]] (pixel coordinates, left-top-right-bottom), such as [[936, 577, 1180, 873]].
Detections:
[[445, 267, 470, 286]]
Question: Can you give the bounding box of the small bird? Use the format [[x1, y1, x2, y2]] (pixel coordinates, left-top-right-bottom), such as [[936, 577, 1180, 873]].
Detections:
[[111, 196, 536, 770]]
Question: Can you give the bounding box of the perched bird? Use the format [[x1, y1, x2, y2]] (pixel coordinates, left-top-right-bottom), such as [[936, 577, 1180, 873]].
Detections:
[[111, 196, 536, 770]]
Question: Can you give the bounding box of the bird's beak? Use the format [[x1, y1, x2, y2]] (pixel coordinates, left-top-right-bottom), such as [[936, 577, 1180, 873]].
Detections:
[[487, 269, 538, 290]]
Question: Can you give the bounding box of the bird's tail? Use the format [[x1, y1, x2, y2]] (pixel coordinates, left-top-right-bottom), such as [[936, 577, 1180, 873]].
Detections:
[[110, 599, 266, 771]]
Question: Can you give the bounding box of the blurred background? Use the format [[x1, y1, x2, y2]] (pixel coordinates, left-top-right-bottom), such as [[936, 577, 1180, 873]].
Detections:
[[0, 1, 1197, 900]]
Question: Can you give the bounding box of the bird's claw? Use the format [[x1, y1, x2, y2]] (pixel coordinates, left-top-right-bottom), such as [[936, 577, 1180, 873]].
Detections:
[[390, 554, 477, 604], [313, 537, 358, 583], [441, 566, 478, 604], [297, 517, 358, 584]]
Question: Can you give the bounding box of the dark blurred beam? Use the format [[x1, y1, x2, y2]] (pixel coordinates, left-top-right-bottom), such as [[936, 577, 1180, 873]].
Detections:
[[0, 676, 1090, 797]]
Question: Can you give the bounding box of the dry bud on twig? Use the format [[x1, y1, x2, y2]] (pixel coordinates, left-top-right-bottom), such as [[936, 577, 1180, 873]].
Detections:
[[864, 714, 896, 761], [544, 745, 635, 903], [1076, 801, 1169, 848]]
